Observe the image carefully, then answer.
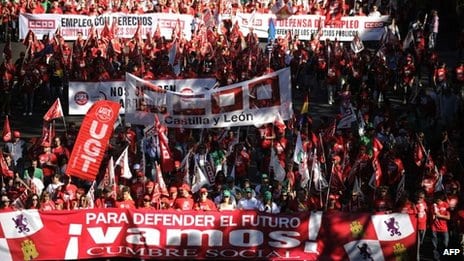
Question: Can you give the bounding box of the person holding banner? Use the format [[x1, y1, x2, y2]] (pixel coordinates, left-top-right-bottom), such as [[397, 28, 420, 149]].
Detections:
[[116, 186, 136, 209], [194, 187, 218, 211], [0, 194, 14, 211], [94, 186, 117, 209], [173, 183, 194, 210]]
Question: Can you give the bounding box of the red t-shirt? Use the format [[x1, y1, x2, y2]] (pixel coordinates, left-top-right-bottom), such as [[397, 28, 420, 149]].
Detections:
[[194, 199, 218, 211], [416, 201, 428, 230], [116, 199, 136, 209], [431, 201, 449, 232], [173, 197, 194, 210]]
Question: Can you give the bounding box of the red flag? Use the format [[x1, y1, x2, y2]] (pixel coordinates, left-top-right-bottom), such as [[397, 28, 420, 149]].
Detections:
[[22, 30, 36, 46], [372, 137, 383, 159], [66, 101, 121, 181], [155, 162, 168, 194], [2, 115, 11, 142], [100, 21, 111, 43], [155, 115, 174, 173], [0, 150, 14, 177], [414, 142, 424, 167], [134, 22, 142, 44], [12, 188, 28, 209], [43, 98, 64, 121], [369, 159, 382, 188], [153, 23, 161, 41]]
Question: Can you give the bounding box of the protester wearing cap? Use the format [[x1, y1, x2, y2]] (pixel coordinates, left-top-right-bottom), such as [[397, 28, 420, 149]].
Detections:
[[194, 187, 217, 211], [55, 198, 65, 210], [255, 173, 272, 198], [217, 190, 237, 211], [0, 195, 14, 212], [258, 191, 280, 214], [173, 183, 194, 210], [237, 187, 258, 210]]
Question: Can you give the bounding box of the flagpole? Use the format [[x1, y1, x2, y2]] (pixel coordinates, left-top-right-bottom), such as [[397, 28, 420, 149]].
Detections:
[[59, 98, 68, 136], [50, 120, 54, 145], [325, 164, 334, 211]]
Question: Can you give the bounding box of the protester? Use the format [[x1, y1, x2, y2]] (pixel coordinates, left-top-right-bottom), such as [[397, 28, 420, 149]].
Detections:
[[257, 191, 281, 214], [0, 3, 463, 260], [431, 192, 450, 261], [237, 187, 259, 210], [194, 187, 217, 211], [173, 183, 194, 210], [217, 190, 236, 211]]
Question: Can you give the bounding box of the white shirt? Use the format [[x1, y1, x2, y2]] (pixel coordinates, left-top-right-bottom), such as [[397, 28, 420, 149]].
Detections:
[[368, 10, 381, 17], [238, 197, 259, 210], [258, 201, 281, 214]]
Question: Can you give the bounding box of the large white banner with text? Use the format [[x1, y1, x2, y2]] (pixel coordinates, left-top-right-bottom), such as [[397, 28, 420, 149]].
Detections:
[[20, 13, 389, 41], [227, 13, 390, 41], [68, 78, 216, 115], [125, 68, 293, 128], [19, 13, 194, 41]]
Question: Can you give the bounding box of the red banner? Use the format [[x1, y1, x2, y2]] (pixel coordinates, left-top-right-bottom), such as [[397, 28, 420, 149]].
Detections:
[[66, 101, 121, 181], [0, 209, 417, 260]]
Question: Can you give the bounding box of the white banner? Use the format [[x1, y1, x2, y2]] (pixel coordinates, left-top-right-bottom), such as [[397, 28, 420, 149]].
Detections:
[[20, 13, 389, 42], [68, 78, 216, 115], [226, 13, 390, 41], [19, 13, 193, 40], [125, 68, 293, 128]]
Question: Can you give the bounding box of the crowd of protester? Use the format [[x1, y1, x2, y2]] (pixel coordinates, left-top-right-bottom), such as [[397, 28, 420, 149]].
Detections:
[[1, 0, 464, 259]]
